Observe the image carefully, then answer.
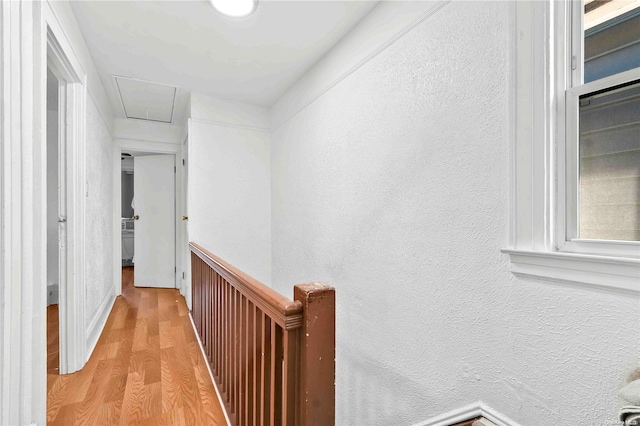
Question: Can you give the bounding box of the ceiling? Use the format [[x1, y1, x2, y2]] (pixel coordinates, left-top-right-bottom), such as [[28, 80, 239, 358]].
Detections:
[[70, 0, 379, 125]]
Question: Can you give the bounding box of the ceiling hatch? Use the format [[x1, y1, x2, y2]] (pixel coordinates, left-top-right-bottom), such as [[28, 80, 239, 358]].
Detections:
[[113, 76, 177, 123]]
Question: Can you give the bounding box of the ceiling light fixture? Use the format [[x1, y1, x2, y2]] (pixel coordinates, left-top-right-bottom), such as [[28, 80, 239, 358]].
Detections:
[[209, 0, 257, 18]]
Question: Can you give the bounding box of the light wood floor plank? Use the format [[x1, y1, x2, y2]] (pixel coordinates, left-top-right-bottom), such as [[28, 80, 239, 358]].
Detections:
[[46, 266, 227, 425]]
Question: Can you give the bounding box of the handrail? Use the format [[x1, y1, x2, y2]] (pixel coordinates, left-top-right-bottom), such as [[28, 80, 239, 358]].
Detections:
[[190, 242, 303, 330], [190, 242, 335, 426]]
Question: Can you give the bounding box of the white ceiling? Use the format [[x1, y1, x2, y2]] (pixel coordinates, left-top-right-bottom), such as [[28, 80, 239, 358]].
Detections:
[[70, 0, 379, 124]]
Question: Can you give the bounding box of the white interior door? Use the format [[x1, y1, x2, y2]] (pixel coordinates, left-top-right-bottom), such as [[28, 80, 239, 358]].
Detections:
[[181, 138, 191, 304], [134, 154, 175, 288]]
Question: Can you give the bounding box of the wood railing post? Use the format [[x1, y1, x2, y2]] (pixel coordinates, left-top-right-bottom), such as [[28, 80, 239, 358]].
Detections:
[[294, 283, 335, 426]]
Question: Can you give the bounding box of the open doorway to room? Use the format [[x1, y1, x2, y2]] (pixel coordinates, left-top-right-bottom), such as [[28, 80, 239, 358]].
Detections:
[[46, 67, 61, 376], [119, 151, 176, 293], [120, 152, 135, 293], [46, 27, 88, 376]]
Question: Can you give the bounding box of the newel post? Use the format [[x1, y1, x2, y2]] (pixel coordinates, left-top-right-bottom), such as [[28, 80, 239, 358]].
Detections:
[[293, 283, 336, 426]]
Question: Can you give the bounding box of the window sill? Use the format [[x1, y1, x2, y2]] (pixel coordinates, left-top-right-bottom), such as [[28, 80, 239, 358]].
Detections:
[[501, 249, 640, 293]]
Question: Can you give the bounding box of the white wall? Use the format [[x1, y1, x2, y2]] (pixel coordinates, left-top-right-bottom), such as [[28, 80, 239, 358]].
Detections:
[[189, 94, 271, 285], [84, 98, 114, 335], [270, 2, 640, 425]]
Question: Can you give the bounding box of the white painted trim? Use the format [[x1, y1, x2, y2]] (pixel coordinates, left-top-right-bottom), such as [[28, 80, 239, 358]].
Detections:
[[1, 2, 47, 424], [181, 133, 191, 308], [188, 313, 231, 426], [113, 148, 122, 297], [503, 0, 640, 293], [502, 249, 640, 294], [45, 7, 88, 375], [113, 140, 184, 299], [410, 401, 522, 426], [85, 290, 115, 360]]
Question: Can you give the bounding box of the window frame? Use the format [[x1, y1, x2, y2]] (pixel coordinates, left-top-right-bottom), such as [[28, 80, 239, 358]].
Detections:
[[502, 0, 640, 293]]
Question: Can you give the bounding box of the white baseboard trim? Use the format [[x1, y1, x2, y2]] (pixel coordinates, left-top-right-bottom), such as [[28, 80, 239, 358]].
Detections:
[[411, 401, 522, 426], [188, 312, 232, 426], [84, 290, 116, 362]]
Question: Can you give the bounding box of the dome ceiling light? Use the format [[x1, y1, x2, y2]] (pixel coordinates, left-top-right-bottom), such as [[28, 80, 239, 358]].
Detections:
[[209, 0, 258, 18]]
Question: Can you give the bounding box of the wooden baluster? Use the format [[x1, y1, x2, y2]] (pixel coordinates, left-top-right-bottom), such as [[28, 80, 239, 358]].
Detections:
[[190, 254, 195, 327], [261, 314, 271, 426], [231, 288, 237, 419], [222, 279, 229, 397], [254, 307, 263, 426], [191, 254, 196, 331], [207, 268, 213, 363], [204, 266, 209, 355], [294, 284, 336, 426], [239, 295, 246, 426], [245, 299, 254, 425], [228, 280, 233, 408], [282, 328, 298, 426], [218, 275, 223, 381], [198, 262, 204, 340], [214, 273, 220, 377], [271, 323, 282, 426]]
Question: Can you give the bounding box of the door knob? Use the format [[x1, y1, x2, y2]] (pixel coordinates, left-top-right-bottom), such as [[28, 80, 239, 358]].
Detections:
[[182, 216, 188, 221], [133, 215, 140, 220]]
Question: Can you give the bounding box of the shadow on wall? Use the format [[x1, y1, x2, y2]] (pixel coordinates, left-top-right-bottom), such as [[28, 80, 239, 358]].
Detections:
[[337, 347, 433, 426]]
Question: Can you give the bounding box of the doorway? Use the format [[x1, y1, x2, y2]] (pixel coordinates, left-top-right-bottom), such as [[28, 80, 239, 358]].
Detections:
[[119, 151, 176, 292], [46, 29, 88, 375], [46, 67, 61, 375]]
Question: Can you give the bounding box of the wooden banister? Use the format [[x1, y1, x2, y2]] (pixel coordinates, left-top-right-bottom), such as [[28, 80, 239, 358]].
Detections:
[[190, 242, 335, 426], [190, 242, 303, 330]]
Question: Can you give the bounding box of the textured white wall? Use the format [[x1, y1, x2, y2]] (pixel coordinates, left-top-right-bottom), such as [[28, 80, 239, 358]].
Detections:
[[84, 98, 115, 332], [189, 96, 271, 284], [270, 2, 640, 425]]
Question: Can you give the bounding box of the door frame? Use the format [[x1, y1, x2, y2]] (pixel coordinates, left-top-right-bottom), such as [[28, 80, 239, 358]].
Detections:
[[113, 139, 185, 297], [45, 8, 87, 375]]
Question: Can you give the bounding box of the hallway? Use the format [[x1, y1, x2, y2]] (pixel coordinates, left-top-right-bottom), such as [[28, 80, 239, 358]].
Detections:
[[46, 268, 227, 425]]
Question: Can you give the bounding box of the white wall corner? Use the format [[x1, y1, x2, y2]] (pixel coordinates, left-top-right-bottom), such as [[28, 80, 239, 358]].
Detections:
[[114, 117, 184, 144], [84, 289, 116, 362], [189, 92, 271, 131], [411, 402, 523, 426]]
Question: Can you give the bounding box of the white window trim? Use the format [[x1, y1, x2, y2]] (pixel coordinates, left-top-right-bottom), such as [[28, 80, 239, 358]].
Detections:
[[502, 1, 640, 293]]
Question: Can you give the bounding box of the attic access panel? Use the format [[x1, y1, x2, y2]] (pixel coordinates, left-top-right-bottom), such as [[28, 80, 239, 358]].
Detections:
[[114, 76, 177, 123]]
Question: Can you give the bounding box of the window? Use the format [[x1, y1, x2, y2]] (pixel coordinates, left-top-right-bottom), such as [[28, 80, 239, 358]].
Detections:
[[502, 1, 640, 292]]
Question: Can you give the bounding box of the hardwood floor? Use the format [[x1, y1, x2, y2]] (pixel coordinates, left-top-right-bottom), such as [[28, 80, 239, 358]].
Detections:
[[47, 267, 227, 425], [47, 304, 60, 375]]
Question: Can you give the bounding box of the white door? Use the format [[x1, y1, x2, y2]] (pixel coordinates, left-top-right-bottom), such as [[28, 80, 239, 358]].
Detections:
[[181, 138, 191, 303], [134, 154, 175, 288]]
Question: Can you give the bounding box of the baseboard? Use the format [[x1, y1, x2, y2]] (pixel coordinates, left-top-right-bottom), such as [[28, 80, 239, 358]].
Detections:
[[188, 312, 232, 426], [411, 401, 522, 426], [84, 289, 116, 361]]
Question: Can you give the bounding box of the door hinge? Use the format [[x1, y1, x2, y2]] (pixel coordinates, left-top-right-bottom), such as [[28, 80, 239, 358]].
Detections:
[[571, 55, 577, 70], [174, 266, 177, 273], [182, 272, 185, 279], [174, 166, 176, 173], [182, 159, 185, 166]]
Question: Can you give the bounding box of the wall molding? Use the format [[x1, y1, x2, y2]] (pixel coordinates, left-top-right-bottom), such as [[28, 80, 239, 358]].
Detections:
[[190, 117, 271, 133], [271, 0, 451, 130], [84, 290, 115, 361], [411, 401, 522, 426], [0, 2, 47, 424]]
